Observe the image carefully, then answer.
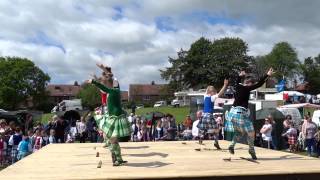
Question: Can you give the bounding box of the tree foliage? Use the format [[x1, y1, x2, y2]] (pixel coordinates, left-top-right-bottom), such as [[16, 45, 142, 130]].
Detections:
[[0, 57, 50, 110], [301, 55, 320, 94], [77, 84, 101, 110], [264, 42, 300, 81], [160, 37, 252, 90]]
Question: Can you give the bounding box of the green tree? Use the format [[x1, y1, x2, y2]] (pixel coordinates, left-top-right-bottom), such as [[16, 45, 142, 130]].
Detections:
[[161, 37, 252, 90], [0, 57, 50, 110], [301, 55, 320, 94], [77, 84, 101, 110], [264, 42, 300, 81]]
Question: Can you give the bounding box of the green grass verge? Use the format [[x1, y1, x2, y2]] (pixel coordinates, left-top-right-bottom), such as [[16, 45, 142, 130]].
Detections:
[[40, 106, 190, 125], [134, 106, 190, 124]]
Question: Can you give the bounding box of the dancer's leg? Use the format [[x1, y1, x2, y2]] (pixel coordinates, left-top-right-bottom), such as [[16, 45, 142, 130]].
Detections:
[[213, 129, 221, 149], [109, 137, 126, 166], [247, 131, 257, 159]]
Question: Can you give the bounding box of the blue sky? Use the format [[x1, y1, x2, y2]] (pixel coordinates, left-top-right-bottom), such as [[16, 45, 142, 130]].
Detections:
[[1, 0, 320, 90]]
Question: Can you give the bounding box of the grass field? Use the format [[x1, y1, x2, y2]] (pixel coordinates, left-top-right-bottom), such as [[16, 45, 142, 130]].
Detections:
[[40, 106, 190, 125], [134, 106, 189, 124]]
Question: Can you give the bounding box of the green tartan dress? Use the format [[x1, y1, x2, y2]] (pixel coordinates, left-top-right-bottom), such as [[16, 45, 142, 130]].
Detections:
[[92, 80, 131, 139]]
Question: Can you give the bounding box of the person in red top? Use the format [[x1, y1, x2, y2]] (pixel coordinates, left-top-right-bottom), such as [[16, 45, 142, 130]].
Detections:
[[183, 115, 193, 129]]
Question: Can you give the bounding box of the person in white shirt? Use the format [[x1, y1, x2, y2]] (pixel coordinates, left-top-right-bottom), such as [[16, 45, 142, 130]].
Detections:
[[76, 118, 87, 143], [192, 111, 202, 140], [260, 118, 273, 149]]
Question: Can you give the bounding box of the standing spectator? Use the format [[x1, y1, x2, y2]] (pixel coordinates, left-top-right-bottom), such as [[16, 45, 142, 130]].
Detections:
[[154, 120, 163, 141], [183, 115, 193, 130], [53, 115, 67, 143], [302, 115, 318, 156], [192, 111, 202, 140], [0, 119, 8, 135], [33, 129, 43, 152], [8, 127, 22, 163], [260, 118, 273, 149], [40, 130, 49, 147], [283, 115, 292, 149], [44, 119, 55, 136], [0, 134, 7, 166], [269, 115, 277, 149], [48, 129, 56, 144], [314, 128, 320, 157], [167, 114, 177, 141], [131, 119, 139, 142], [17, 136, 32, 160], [282, 122, 298, 152], [86, 115, 98, 143], [76, 118, 87, 143], [127, 113, 135, 124]]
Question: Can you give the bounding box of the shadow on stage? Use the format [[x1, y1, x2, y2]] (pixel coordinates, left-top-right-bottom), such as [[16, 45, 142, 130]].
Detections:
[[122, 146, 150, 149], [124, 152, 168, 158], [125, 161, 172, 168]]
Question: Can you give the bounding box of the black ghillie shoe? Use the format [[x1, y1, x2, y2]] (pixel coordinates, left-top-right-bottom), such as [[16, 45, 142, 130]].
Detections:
[[113, 161, 121, 166], [119, 160, 128, 164], [214, 142, 222, 150], [97, 160, 102, 168], [249, 150, 257, 160], [228, 146, 234, 154]]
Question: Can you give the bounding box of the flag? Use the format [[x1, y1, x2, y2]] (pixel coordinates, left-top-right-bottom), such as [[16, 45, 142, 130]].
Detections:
[[276, 79, 286, 92]]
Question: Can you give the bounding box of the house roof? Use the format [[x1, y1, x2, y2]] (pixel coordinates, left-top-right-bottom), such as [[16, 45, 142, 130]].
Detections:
[[47, 84, 81, 97], [121, 91, 128, 101], [129, 84, 168, 96]]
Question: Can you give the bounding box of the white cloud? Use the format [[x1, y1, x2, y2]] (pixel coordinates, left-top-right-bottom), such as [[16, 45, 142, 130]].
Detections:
[[1, 0, 320, 90]]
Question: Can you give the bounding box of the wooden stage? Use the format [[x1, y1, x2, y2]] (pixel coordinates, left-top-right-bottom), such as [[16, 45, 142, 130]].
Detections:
[[1, 140, 320, 180]]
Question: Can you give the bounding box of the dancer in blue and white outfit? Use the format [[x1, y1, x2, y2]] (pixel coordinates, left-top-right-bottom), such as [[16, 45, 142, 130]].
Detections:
[[198, 79, 228, 149]]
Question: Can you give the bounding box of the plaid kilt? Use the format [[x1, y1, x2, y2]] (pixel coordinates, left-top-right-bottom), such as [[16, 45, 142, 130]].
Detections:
[[288, 135, 297, 145], [197, 113, 218, 130], [225, 106, 254, 134], [11, 145, 18, 163], [94, 112, 131, 139]]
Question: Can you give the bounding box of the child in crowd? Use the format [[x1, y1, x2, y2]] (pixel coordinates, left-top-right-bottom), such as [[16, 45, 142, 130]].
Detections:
[[8, 127, 22, 163], [0, 134, 7, 166], [33, 129, 43, 152], [17, 135, 32, 160], [282, 122, 298, 152], [48, 129, 56, 144]]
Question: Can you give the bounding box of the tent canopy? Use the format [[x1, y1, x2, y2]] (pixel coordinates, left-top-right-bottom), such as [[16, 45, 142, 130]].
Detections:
[[280, 103, 320, 109], [277, 91, 305, 96], [256, 108, 285, 120]]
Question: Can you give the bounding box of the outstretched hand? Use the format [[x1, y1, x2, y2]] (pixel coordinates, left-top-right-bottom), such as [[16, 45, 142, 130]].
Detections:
[[85, 79, 93, 84], [267, 68, 275, 76], [239, 71, 246, 77], [223, 79, 229, 86]]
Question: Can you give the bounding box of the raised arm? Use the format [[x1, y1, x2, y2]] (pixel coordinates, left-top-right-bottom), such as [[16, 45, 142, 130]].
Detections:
[[87, 79, 114, 93], [247, 68, 274, 91], [217, 79, 229, 97]]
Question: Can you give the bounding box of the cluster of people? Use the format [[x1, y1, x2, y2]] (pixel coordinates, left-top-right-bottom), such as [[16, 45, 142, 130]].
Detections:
[[0, 113, 102, 167], [258, 113, 320, 157]]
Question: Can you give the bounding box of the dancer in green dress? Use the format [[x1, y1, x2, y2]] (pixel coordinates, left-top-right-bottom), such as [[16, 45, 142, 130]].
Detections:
[[88, 66, 131, 166]]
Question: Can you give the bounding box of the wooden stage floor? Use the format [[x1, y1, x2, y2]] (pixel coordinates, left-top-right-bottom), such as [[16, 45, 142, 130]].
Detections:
[[1, 140, 320, 180]]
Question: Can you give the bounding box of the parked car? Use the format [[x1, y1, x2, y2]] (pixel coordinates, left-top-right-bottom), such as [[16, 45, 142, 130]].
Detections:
[[0, 109, 8, 113], [136, 104, 144, 109], [154, 101, 167, 107]]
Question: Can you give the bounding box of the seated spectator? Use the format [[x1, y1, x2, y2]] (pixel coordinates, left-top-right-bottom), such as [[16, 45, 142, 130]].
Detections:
[[192, 111, 202, 140], [260, 118, 273, 149], [183, 115, 193, 130], [17, 136, 32, 160], [182, 127, 193, 140]]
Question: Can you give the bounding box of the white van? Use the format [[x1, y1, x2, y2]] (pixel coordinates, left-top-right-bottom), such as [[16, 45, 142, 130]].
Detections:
[[277, 107, 302, 128], [312, 110, 320, 126], [51, 99, 83, 113], [154, 101, 167, 107]]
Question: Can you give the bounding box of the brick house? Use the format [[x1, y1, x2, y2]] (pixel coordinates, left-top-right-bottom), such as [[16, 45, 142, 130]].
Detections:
[[129, 83, 170, 105], [46, 84, 82, 104]]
